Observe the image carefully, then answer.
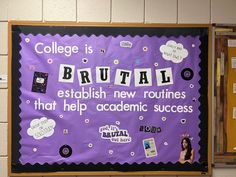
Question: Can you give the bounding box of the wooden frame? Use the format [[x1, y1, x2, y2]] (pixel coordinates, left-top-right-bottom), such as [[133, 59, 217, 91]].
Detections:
[[214, 25, 236, 163], [8, 21, 212, 176]]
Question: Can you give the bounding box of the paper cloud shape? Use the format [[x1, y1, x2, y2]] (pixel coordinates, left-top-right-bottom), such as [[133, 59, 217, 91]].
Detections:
[[160, 40, 188, 63], [27, 117, 56, 140], [120, 41, 132, 48]]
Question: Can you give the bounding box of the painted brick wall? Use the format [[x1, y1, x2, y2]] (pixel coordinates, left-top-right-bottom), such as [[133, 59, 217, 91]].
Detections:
[[1, 0, 236, 177]]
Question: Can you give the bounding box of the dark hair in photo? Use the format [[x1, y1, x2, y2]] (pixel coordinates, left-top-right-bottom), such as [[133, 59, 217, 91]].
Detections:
[[181, 137, 192, 160]]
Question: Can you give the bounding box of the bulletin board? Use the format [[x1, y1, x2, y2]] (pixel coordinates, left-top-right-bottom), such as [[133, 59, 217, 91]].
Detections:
[[214, 26, 236, 163], [226, 40, 236, 152], [8, 22, 212, 176]]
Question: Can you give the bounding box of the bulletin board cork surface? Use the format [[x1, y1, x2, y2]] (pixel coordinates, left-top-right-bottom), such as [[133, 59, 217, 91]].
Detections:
[[214, 29, 236, 163], [8, 21, 212, 176], [227, 40, 236, 152]]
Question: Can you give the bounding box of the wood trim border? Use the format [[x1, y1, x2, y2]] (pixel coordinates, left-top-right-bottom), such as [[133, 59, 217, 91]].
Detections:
[[8, 20, 211, 28], [7, 21, 212, 176]]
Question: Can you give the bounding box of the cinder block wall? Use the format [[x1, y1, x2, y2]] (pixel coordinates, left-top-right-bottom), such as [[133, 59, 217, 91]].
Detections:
[[1, 0, 236, 177]]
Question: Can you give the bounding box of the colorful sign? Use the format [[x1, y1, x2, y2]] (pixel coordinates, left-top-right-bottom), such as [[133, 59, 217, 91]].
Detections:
[[18, 34, 201, 165]]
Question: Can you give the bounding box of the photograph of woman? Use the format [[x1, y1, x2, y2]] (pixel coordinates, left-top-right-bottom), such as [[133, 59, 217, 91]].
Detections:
[[178, 137, 195, 164]]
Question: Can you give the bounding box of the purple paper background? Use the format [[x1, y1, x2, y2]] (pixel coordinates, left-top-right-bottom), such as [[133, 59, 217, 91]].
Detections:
[[19, 34, 201, 165]]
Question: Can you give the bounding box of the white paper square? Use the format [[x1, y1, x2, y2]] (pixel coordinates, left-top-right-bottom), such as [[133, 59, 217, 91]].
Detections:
[[96, 67, 110, 83], [58, 64, 75, 83], [233, 107, 236, 119], [156, 67, 173, 86], [233, 83, 236, 94], [134, 68, 152, 87], [231, 57, 236, 68], [114, 69, 132, 86], [228, 40, 236, 47], [77, 68, 93, 86]]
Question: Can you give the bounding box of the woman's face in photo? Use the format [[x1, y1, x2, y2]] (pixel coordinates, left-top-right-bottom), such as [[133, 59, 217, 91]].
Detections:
[[182, 139, 188, 149]]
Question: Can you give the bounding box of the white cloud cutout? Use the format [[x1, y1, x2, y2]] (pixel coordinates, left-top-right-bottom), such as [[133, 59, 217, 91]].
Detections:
[[27, 117, 56, 140], [160, 40, 188, 63], [120, 41, 132, 48]]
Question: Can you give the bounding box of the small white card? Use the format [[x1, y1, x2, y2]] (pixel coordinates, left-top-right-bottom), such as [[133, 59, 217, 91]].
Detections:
[[143, 138, 157, 158], [228, 40, 236, 47], [233, 83, 236, 94], [233, 107, 236, 119], [232, 57, 236, 68]]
